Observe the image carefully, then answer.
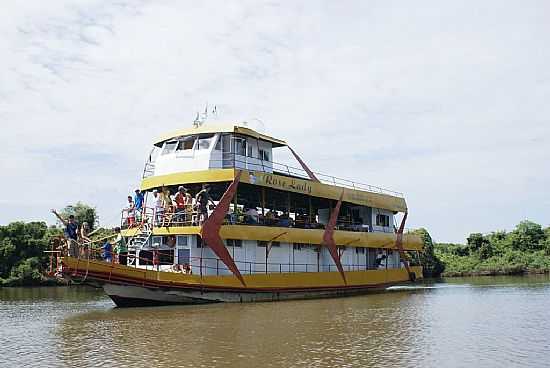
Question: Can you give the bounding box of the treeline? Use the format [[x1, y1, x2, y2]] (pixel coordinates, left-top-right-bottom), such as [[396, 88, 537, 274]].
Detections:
[[435, 220, 550, 276], [0, 222, 61, 286], [0, 203, 100, 286]]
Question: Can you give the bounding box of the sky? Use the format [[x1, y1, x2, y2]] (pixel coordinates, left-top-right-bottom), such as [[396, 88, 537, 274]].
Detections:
[[1, 0, 549, 243]]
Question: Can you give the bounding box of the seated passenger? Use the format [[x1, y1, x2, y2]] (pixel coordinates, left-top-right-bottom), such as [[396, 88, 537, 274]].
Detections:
[[244, 207, 259, 224], [277, 212, 292, 227]]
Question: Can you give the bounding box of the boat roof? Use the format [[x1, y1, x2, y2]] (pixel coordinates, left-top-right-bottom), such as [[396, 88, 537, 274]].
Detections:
[[154, 124, 287, 147]]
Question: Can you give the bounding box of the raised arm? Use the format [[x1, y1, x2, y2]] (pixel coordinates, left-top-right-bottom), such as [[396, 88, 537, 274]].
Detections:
[[51, 209, 68, 226]]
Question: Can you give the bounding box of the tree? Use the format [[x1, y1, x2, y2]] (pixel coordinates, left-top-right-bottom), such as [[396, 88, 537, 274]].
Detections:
[[414, 228, 445, 277], [0, 222, 61, 285], [509, 220, 545, 251], [467, 233, 493, 260], [58, 202, 98, 230]]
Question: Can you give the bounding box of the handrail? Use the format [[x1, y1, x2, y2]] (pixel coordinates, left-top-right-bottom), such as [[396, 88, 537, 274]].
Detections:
[[142, 153, 404, 197]]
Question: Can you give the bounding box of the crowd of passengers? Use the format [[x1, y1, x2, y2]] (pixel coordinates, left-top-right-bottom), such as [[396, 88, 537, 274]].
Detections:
[[121, 185, 355, 230]]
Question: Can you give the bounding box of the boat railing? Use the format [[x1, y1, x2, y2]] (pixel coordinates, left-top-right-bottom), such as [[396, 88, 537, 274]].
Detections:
[[120, 206, 406, 235], [142, 153, 403, 197]]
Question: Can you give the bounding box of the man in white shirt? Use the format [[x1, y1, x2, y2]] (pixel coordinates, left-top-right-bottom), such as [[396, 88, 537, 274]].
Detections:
[[152, 189, 164, 225]]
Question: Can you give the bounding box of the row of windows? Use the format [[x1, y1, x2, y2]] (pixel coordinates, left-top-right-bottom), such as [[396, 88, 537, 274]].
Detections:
[[160, 134, 271, 162]]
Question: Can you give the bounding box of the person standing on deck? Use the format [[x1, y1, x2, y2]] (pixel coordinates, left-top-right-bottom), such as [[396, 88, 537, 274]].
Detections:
[[113, 227, 128, 265], [126, 196, 136, 227], [195, 184, 216, 225], [174, 186, 192, 225], [134, 189, 144, 221], [51, 209, 79, 257], [152, 189, 163, 226]]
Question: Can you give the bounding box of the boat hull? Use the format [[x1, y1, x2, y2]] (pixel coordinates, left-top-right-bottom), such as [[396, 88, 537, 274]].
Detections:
[[61, 257, 422, 308], [102, 282, 391, 307]]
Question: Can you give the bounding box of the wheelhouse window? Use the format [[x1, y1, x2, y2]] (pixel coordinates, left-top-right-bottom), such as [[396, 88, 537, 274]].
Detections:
[[177, 136, 196, 151], [259, 148, 270, 162], [162, 141, 178, 155], [376, 214, 390, 227], [233, 136, 247, 156], [197, 134, 215, 150]]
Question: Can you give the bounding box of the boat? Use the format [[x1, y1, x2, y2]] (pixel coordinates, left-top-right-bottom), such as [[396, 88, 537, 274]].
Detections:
[[57, 122, 424, 307]]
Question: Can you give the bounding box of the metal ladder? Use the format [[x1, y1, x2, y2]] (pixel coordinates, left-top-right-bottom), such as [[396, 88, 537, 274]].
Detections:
[[127, 224, 152, 265]]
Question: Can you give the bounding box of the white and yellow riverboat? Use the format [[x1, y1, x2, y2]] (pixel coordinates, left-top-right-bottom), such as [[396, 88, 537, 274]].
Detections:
[[60, 123, 424, 307]]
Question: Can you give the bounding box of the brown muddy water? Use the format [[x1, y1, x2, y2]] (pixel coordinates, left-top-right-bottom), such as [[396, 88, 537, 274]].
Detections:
[[1, 275, 549, 368]]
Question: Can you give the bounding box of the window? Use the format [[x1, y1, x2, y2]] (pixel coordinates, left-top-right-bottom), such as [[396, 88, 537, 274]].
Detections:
[[177, 136, 196, 151], [259, 149, 270, 162], [177, 236, 188, 247], [233, 137, 247, 156], [162, 141, 178, 155], [197, 134, 215, 150], [355, 247, 365, 254], [196, 236, 207, 248], [376, 214, 390, 227], [293, 243, 307, 251], [226, 239, 242, 248], [258, 241, 279, 248], [215, 135, 222, 150]]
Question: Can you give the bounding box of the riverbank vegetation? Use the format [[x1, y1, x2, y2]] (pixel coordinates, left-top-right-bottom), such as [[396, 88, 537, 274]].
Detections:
[[434, 221, 550, 277], [0, 203, 99, 286]]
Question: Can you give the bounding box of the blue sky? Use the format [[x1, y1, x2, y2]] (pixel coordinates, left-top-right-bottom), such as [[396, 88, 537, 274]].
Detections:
[[1, 0, 549, 243]]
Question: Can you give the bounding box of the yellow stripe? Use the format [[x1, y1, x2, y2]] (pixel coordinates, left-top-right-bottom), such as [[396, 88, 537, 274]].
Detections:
[[141, 169, 235, 191], [64, 257, 422, 289], [141, 169, 406, 212], [122, 225, 423, 251]]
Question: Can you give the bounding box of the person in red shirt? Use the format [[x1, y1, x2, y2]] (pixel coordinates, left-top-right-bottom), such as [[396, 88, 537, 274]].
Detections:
[[174, 186, 192, 225]]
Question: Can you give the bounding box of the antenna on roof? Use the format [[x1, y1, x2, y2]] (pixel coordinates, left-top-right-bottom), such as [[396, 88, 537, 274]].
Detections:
[[193, 112, 202, 128]]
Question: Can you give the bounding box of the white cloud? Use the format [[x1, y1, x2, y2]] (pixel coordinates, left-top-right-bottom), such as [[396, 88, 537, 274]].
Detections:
[[1, 0, 549, 242]]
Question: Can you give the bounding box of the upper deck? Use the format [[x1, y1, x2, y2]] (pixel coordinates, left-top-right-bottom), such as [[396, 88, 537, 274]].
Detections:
[[141, 124, 407, 213]]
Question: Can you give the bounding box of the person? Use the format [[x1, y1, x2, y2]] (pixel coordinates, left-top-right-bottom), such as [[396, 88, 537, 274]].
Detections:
[[79, 222, 92, 258], [113, 227, 127, 265], [126, 196, 136, 227], [161, 186, 174, 227], [51, 209, 79, 257], [195, 184, 216, 225], [277, 212, 292, 227], [174, 186, 192, 225], [375, 250, 387, 269], [265, 210, 276, 225], [152, 189, 164, 226], [244, 207, 259, 224], [102, 240, 113, 263], [134, 189, 144, 219]]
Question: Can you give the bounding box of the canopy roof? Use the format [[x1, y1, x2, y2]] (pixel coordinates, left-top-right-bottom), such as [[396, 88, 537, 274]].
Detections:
[[154, 124, 287, 147]]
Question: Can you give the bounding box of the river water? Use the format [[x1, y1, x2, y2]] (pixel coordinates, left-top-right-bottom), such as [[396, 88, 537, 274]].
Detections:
[[1, 276, 549, 368]]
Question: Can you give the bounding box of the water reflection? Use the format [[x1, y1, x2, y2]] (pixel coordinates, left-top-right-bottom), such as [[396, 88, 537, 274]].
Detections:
[[2, 276, 549, 368]]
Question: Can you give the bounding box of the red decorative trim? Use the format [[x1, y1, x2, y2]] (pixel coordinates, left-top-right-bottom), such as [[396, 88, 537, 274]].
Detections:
[[322, 190, 347, 284], [394, 211, 413, 277], [289, 146, 320, 182], [200, 171, 246, 286]]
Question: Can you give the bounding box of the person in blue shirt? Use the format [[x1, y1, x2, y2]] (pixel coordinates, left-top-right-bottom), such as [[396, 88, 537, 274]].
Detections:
[[51, 209, 79, 256], [134, 189, 144, 220], [102, 241, 113, 263]]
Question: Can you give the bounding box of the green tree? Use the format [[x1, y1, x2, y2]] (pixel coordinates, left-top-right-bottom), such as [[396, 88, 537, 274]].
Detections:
[[58, 202, 98, 230], [0, 222, 61, 286], [509, 220, 545, 251], [414, 228, 445, 277], [467, 233, 493, 260]]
